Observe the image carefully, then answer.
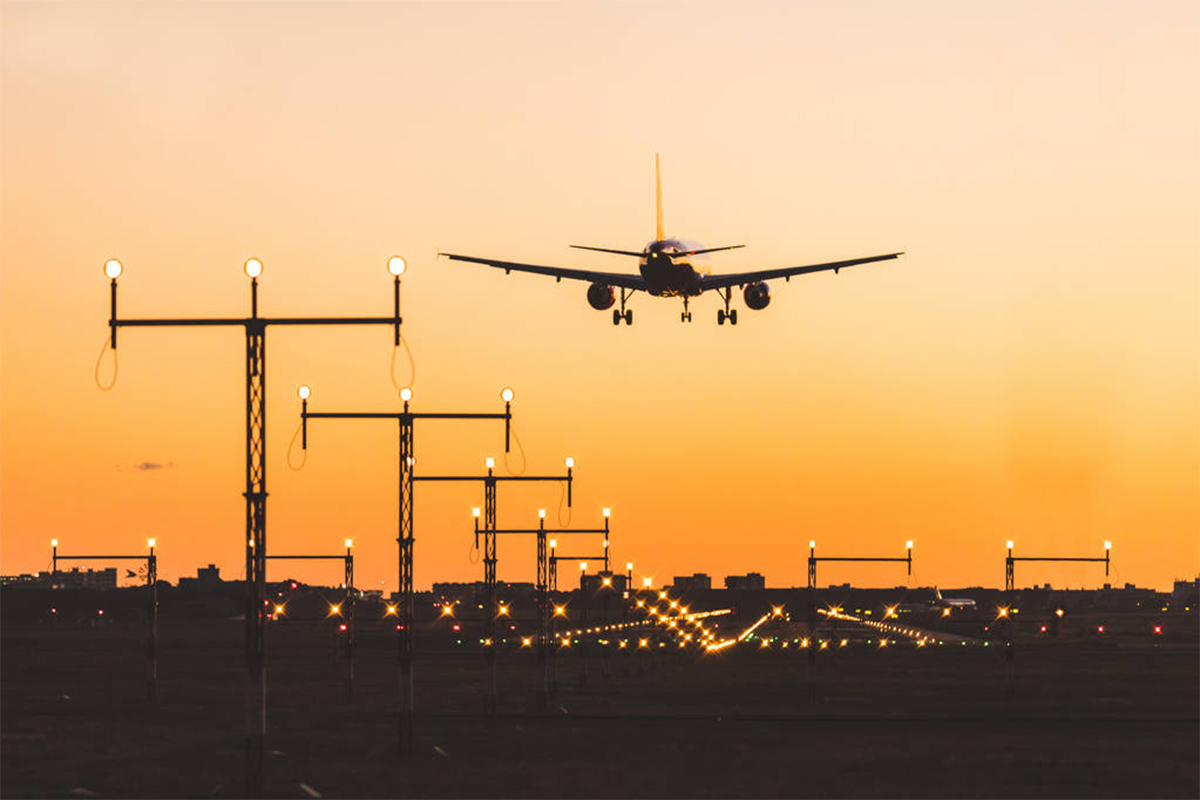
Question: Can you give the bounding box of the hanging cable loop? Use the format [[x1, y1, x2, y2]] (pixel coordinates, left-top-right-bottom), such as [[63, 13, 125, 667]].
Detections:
[[94, 336, 118, 391], [557, 481, 572, 527], [286, 422, 307, 471], [504, 425, 527, 476], [390, 336, 416, 391]]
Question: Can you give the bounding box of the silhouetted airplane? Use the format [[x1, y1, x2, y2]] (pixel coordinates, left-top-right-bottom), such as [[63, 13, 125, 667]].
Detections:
[[440, 155, 903, 325]]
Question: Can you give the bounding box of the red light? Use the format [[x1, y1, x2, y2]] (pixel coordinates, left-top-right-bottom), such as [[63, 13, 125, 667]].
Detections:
[[97, 610, 104, 616], [1040, 625, 1047, 633], [290, 582, 297, 589], [1097, 625, 1105, 633], [339, 623, 347, 631], [50, 608, 57, 614], [1153, 625, 1162, 635], [452, 624, 461, 632]]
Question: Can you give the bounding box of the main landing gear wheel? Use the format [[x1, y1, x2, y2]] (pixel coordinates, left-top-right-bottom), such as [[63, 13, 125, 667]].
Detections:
[[729, 309, 737, 325], [613, 309, 633, 326], [681, 311, 692, 322], [717, 288, 737, 325]]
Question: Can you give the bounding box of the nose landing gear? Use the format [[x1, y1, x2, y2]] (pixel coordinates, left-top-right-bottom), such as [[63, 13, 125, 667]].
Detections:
[[716, 287, 738, 325], [680, 296, 692, 323]]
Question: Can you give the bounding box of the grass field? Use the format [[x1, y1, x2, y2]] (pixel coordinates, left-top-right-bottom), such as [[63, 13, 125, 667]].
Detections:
[[3, 616, 1197, 798]]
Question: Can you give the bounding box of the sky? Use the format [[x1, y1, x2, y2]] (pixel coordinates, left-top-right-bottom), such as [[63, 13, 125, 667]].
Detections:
[[1, 0, 1196, 592]]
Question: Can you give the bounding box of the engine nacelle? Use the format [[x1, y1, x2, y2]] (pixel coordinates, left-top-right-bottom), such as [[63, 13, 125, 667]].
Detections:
[[743, 281, 770, 310], [587, 283, 616, 310]]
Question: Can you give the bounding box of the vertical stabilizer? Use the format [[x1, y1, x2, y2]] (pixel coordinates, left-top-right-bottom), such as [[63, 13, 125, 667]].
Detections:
[[655, 153, 664, 241]]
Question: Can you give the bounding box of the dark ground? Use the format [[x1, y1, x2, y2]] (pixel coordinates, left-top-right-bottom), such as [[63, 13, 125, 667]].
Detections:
[[2, 613, 1197, 799]]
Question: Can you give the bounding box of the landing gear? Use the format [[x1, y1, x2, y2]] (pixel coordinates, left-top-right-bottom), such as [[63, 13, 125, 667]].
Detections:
[[680, 297, 692, 323], [612, 289, 634, 325], [717, 288, 738, 325]]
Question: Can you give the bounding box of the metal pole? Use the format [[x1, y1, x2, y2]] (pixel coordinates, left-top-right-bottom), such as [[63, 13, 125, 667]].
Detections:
[[536, 521, 550, 710], [398, 414, 414, 754], [148, 548, 158, 706], [483, 476, 497, 716], [345, 549, 355, 699], [579, 571, 588, 688], [243, 310, 267, 799], [807, 545, 816, 703]]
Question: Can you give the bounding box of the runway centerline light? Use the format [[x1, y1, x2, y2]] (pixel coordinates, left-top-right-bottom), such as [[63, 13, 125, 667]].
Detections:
[[104, 258, 123, 279], [244, 258, 263, 279], [387, 255, 407, 276]]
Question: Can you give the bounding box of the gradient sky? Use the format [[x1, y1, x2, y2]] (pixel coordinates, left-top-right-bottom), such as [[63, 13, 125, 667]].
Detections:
[[1, 0, 1196, 592]]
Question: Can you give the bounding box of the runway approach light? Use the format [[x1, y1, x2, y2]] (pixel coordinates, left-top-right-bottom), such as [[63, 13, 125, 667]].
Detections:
[[626, 562, 634, 571], [485, 457, 495, 469], [565, 457, 575, 468], [148, 538, 156, 548], [51, 539, 58, 547], [1104, 541, 1112, 550], [344, 539, 353, 548], [104, 259, 123, 279], [501, 387, 514, 403], [385, 605, 397, 616], [580, 562, 588, 572], [399, 387, 412, 402], [809, 540, 816, 549], [1055, 608, 1064, 617], [905, 540, 914, 550], [554, 605, 566, 616], [538, 509, 546, 519], [298, 385, 311, 400], [603, 508, 611, 518], [387, 255, 407, 276], [244, 258, 263, 279], [549, 539, 557, 549], [473, 508, 481, 518], [643, 577, 653, 587], [329, 604, 341, 615], [1006, 540, 1014, 550]]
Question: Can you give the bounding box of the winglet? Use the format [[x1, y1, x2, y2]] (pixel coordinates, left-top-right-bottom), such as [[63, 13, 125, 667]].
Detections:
[[655, 153, 664, 241]]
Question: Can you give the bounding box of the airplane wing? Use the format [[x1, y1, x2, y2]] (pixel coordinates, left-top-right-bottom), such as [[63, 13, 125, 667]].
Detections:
[[439, 253, 647, 291], [698, 252, 903, 291]]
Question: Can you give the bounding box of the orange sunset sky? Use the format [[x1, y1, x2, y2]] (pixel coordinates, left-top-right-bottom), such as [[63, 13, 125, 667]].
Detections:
[[1, 1, 1197, 592]]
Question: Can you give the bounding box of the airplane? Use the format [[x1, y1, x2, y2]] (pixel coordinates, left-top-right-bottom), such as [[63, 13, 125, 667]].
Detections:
[[439, 155, 903, 326], [934, 587, 976, 610]]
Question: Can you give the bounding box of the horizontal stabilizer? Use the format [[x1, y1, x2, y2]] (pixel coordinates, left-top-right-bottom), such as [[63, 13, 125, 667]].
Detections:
[[569, 245, 646, 257]]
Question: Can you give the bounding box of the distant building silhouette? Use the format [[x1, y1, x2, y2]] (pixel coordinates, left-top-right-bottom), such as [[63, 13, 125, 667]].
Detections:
[[52, 567, 117, 590], [724, 573, 766, 591], [178, 564, 222, 591], [671, 573, 711, 592]]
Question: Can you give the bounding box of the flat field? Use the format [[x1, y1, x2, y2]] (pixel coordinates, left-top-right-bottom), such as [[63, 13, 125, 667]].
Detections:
[[3, 618, 1196, 798]]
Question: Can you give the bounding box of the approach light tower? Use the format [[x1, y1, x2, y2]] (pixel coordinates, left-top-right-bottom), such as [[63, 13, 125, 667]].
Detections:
[[101, 255, 406, 797]]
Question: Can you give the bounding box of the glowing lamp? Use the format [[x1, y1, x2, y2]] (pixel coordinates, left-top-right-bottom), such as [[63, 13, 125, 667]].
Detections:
[[565, 457, 574, 468], [148, 538, 156, 548], [485, 457, 495, 469], [1055, 608, 1064, 617], [500, 387, 514, 403], [385, 605, 397, 616], [329, 604, 341, 615], [808, 540, 816, 549], [274, 605, 285, 615], [905, 540, 913, 550], [602, 577, 612, 586], [399, 387, 412, 402], [244, 258, 263, 279], [472, 508, 481, 518], [626, 562, 633, 571], [554, 605, 566, 616], [51, 539, 58, 547], [602, 507, 611, 518], [580, 562, 587, 571], [387, 255, 407, 276], [1006, 540, 1014, 550], [1104, 540, 1112, 550], [104, 258, 124, 279], [549, 539, 557, 549], [603, 539, 609, 548], [643, 577, 652, 587], [297, 385, 311, 401], [344, 539, 353, 548], [498, 604, 509, 616], [538, 509, 546, 519]]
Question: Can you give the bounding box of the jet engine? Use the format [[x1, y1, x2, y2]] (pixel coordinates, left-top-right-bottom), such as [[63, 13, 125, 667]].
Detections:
[[587, 283, 616, 310], [743, 282, 770, 310]]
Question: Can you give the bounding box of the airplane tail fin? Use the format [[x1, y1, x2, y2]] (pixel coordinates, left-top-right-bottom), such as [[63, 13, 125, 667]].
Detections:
[[934, 587, 944, 602], [655, 153, 664, 241]]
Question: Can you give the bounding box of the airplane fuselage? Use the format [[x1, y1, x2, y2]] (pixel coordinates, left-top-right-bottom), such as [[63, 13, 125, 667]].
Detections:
[[639, 239, 705, 297]]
